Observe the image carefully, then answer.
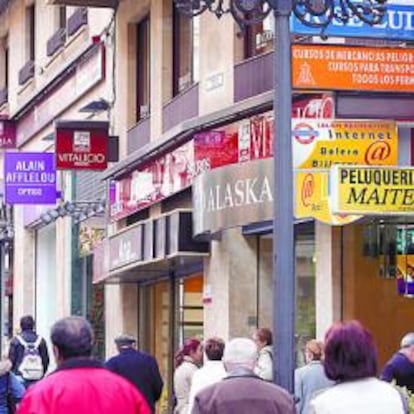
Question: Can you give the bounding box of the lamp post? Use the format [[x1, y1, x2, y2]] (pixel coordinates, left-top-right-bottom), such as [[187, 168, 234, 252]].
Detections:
[[174, 0, 387, 392]]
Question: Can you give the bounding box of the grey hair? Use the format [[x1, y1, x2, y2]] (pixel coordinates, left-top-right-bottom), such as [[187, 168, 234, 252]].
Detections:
[[401, 333, 414, 348], [51, 316, 94, 360], [223, 338, 258, 365]]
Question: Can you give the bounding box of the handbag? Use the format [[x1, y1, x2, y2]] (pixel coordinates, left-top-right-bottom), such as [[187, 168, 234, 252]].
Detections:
[[6, 374, 16, 414]]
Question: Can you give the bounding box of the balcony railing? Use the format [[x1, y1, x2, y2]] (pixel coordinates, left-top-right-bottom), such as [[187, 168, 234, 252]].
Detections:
[[46, 0, 117, 7], [18, 60, 35, 86], [0, 88, 7, 107], [162, 83, 199, 133], [234, 52, 273, 102], [127, 117, 150, 155], [67, 7, 88, 37], [47, 28, 66, 57]]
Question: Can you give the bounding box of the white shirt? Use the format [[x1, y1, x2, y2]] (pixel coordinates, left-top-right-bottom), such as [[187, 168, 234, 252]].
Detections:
[[310, 377, 405, 414], [188, 360, 227, 413]]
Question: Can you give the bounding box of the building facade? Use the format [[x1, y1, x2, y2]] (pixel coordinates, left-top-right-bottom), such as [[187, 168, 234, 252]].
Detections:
[[2, 1, 414, 413]]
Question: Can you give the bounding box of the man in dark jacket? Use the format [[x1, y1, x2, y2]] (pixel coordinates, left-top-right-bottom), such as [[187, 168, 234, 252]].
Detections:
[[8, 315, 49, 387], [381, 332, 414, 392], [105, 334, 163, 413], [192, 337, 295, 414], [18, 316, 150, 414]]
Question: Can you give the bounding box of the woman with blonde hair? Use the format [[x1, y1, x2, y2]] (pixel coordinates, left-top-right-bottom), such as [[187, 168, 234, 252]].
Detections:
[[0, 357, 25, 413], [294, 339, 333, 414]]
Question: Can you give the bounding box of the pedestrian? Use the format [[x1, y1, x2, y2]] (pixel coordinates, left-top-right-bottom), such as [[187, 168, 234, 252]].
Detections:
[[188, 337, 226, 412], [0, 357, 25, 414], [252, 327, 273, 381], [192, 337, 296, 414], [8, 315, 49, 388], [294, 339, 334, 414], [105, 334, 163, 413], [17, 316, 151, 414], [310, 320, 406, 414], [173, 338, 202, 414], [381, 332, 414, 392]]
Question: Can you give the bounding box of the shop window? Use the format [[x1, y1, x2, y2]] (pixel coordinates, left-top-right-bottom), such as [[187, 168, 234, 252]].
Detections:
[[178, 276, 203, 342], [244, 12, 274, 59], [172, 6, 199, 96], [136, 16, 151, 121]]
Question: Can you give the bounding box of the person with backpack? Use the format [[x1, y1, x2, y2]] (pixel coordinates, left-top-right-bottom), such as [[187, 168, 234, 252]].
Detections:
[[8, 315, 49, 388]]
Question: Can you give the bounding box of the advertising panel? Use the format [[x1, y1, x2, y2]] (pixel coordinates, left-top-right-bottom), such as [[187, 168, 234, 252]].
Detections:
[[331, 166, 414, 215], [292, 119, 398, 169], [55, 121, 108, 170], [290, 1, 414, 41], [4, 152, 57, 205], [0, 120, 16, 149], [295, 170, 361, 225], [292, 44, 414, 92]]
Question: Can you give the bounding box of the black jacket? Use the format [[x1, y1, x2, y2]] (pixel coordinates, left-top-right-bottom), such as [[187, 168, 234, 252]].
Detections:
[[8, 329, 50, 377], [105, 348, 163, 413]]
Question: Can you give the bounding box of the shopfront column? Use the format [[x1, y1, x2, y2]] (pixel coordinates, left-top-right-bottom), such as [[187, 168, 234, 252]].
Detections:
[[105, 283, 138, 357], [315, 222, 342, 339], [203, 228, 259, 340]]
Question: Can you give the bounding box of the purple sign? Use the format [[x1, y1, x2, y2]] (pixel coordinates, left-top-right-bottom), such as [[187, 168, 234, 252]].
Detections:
[[5, 152, 57, 205]]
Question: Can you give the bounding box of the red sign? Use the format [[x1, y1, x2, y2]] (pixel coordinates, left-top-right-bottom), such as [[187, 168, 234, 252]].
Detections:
[[55, 121, 108, 170], [110, 95, 331, 221], [0, 120, 16, 149]]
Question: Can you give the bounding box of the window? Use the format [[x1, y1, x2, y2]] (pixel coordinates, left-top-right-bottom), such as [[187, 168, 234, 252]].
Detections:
[[26, 4, 36, 61], [172, 6, 199, 96], [244, 12, 274, 59], [59, 6, 67, 30], [136, 16, 150, 121], [0, 36, 8, 91]]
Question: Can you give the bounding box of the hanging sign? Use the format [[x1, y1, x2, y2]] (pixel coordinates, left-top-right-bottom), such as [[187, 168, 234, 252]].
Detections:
[[295, 170, 361, 225], [290, 1, 414, 41], [4, 152, 57, 205], [55, 120, 108, 170], [292, 119, 398, 169], [331, 166, 414, 215], [0, 120, 16, 149], [292, 44, 414, 93]]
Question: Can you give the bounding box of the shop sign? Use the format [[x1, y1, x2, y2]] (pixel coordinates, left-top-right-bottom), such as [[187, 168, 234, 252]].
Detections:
[[292, 44, 414, 93], [55, 121, 108, 170], [111, 100, 332, 221], [109, 225, 142, 271], [290, 1, 414, 41], [292, 119, 398, 169], [0, 120, 16, 149], [4, 152, 57, 205], [295, 170, 361, 225], [193, 158, 274, 235], [110, 112, 274, 221], [331, 166, 414, 215]]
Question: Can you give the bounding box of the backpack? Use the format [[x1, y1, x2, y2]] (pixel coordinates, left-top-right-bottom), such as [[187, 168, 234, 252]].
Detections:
[[16, 335, 44, 381]]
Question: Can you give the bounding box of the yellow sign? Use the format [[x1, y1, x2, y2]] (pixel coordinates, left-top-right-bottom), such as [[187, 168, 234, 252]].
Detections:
[[292, 120, 398, 169], [295, 170, 361, 225], [331, 166, 414, 215]]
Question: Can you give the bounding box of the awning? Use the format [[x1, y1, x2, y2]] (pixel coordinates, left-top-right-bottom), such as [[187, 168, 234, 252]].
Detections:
[[93, 209, 209, 284]]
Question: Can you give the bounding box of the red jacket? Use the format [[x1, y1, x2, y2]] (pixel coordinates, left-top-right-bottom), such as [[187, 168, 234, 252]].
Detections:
[[17, 358, 151, 414]]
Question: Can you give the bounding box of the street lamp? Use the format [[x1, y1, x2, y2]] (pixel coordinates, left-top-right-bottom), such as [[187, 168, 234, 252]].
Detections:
[[174, 0, 387, 392]]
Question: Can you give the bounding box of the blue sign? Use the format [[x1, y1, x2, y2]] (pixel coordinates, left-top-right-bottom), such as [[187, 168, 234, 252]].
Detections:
[[290, 2, 414, 41], [4, 152, 57, 205]]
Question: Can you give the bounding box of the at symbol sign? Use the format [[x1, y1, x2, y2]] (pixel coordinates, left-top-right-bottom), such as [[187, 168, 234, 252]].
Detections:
[[365, 141, 391, 164], [301, 173, 315, 207]]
